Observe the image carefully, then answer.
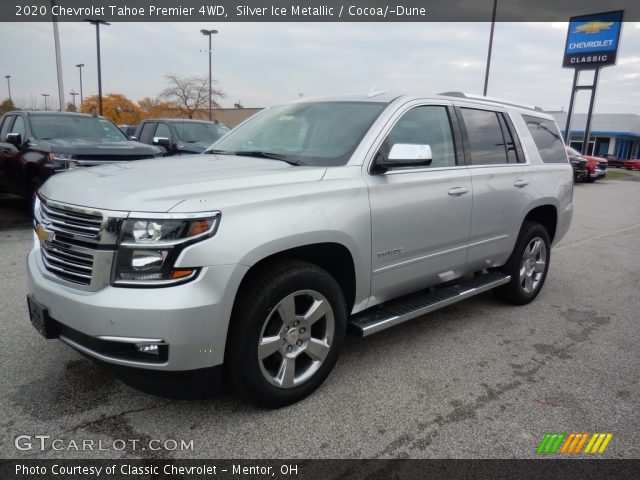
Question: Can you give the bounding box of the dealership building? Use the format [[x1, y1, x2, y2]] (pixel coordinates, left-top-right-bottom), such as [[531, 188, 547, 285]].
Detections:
[[549, 112, 640, 160]]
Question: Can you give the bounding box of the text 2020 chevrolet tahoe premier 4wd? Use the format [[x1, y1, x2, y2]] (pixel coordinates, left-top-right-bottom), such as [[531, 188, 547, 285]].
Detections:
[[26, 93, 573, 407]]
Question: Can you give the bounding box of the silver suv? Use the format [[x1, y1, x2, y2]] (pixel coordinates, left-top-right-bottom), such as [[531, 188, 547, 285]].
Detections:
[[27, 93, 573, 406]]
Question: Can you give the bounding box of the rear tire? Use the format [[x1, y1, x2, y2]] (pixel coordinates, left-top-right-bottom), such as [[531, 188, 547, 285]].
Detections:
[[226, 259, 346, 408], [495, 221, 551, 305]]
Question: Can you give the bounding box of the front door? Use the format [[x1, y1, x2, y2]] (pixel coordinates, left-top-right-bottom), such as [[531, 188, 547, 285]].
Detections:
[[366, 103, 472, 304]]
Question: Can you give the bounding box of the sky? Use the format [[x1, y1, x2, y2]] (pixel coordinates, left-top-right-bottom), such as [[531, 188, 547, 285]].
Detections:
[[0, 21, 639, 114]]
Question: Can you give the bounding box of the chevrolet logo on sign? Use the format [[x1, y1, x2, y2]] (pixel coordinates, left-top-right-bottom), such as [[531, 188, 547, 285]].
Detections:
[[573, 21, 614, 35], [563, 10, 624, 68]]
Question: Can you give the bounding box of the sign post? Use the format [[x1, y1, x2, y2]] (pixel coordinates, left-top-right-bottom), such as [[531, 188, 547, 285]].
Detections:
[[562, 10, 624, 154]]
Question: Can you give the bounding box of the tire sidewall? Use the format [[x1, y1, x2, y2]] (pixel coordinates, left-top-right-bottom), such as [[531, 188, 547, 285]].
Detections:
[[509, 222, 551, 303], [232, 266, 346, 407]]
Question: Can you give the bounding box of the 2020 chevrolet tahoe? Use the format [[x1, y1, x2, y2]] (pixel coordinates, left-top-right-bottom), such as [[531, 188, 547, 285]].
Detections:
[[26, 93, 573, 407]]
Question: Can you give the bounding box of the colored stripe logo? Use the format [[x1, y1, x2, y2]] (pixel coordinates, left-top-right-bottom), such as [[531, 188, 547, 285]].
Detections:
[[537, 433, 613, 454]]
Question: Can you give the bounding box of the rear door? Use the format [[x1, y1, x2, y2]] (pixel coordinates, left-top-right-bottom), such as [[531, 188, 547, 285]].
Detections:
[[457, 105, 532, 271], [366, 101, 473, 303]]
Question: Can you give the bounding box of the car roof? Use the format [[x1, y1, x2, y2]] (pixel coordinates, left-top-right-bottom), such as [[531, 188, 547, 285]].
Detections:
[[286, 92, 553, 120]]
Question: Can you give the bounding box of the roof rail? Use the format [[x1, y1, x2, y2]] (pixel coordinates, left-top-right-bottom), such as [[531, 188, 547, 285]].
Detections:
[[438, 92, 544, 112]]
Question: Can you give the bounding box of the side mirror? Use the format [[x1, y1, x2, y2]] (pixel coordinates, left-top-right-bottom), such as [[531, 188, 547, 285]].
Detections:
[[377, 143, 432, 169], [6, 132, 22, 147], [153, 136, 172, 149]]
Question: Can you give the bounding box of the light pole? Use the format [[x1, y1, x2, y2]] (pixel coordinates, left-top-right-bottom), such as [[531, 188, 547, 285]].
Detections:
[[42, 93, 50, 111], [4, 75, 11, 103], [76, 63, 85, 110], [200, 29, 218, 121], [85, 19, 110, 115], [483, 0, 498, 96], [70, 91, 79, 110]]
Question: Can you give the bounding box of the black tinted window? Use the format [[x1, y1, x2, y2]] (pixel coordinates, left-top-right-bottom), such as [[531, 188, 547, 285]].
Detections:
[[523, 115, 567, 164], [461, 108, 508, 165]]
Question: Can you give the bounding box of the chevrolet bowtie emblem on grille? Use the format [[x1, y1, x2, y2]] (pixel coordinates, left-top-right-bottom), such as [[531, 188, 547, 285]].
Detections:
[[35, 223, 51, 242], [574, 21, 614, 34]]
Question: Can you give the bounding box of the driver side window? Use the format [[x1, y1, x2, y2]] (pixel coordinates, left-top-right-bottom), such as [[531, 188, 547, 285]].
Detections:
[[381, 106, 456, 168], [154, 122, 172, 141]]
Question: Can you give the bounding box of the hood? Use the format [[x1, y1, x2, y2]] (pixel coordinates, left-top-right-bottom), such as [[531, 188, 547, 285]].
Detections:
[[40, 155, 327, 212], [43, 139, 160, 157]]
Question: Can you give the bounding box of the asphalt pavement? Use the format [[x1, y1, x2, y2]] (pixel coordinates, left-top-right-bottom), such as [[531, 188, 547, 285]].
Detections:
[[1, 174, 639, 459]]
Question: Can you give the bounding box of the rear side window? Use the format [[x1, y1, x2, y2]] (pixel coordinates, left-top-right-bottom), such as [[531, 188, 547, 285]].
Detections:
[[523, 115, 567, 163], [460, 108, 508, 165]]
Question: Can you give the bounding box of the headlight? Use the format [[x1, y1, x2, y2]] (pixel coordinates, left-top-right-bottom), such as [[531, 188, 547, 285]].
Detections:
[[47, 153, 73, 162], [113, 212, 220, 286]]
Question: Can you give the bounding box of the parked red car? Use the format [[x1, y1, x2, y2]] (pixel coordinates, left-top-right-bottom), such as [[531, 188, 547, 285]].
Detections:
[[623, 159, 640, 171], [566, 147, 608, 182]]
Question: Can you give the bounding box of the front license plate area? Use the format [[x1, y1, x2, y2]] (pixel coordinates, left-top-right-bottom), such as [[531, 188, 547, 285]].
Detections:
[[27, 295, 58, 339]]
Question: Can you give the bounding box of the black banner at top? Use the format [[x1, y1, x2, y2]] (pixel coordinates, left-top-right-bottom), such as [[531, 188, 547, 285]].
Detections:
[[2, 0, 640, 22]]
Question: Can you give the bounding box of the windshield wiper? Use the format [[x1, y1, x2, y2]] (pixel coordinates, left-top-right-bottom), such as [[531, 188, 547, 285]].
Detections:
[[205, 149, 233, 155], [232, 151, 304, 166]]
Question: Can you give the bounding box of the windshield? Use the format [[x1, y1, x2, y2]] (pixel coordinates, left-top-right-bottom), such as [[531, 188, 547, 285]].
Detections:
[[210, 101, 386, 166], [174, 121, 230, 144], [32, 115, 128, 141]]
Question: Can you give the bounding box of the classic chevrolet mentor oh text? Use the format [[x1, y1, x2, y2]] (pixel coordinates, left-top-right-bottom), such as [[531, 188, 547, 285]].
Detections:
[[26, 93, 573, 406]]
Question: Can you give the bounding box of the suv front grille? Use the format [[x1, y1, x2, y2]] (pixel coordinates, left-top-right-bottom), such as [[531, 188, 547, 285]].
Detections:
[[40, 201, 103, 239], [41, 239, 94, 285], [35, 196, 128, 291]]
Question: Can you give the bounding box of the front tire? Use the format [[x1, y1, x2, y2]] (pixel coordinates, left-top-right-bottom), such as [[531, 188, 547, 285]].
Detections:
[[226, 260, 346, 407], [495, 221, 551, 305]]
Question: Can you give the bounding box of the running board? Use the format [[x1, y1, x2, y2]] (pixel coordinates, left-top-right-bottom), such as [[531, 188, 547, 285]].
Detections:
[[349, 272, 511, 337]]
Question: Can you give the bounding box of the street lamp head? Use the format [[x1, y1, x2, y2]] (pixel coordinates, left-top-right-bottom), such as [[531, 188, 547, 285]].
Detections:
[[76, 63, 85, 68], [200, 29, 218, 35], [86, 19, 110, 26], [4, 75, 10, 79]]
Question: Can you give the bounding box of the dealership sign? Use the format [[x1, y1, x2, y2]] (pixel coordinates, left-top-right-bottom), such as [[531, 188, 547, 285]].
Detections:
[[563, 10, 624, 68]]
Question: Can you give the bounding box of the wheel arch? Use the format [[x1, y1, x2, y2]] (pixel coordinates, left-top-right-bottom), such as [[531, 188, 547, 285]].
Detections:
[[522, 204, 558, 244], [235, 242, 358, 315]]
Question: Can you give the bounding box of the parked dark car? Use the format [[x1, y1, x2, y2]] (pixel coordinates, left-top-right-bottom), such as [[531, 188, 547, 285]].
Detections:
[[566, 147, 588, 182], [0, 111, 162, 200], [134, 118, 230, 155], [118, 124, 138, 139]]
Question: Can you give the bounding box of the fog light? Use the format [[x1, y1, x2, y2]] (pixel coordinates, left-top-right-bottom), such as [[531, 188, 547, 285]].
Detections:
[[136, 343, 160, 355]]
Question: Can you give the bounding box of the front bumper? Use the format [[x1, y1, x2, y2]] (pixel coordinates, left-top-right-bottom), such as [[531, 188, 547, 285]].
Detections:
[[27, 247, 248, 371]]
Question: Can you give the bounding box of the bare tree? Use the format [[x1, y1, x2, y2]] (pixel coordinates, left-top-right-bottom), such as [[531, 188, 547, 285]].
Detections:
[[159, 74, 224, 119]]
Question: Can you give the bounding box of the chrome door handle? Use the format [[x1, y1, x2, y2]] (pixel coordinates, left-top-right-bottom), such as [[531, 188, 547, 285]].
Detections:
[[448, 187, 470, 196], [514, 179, 529, 188]]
